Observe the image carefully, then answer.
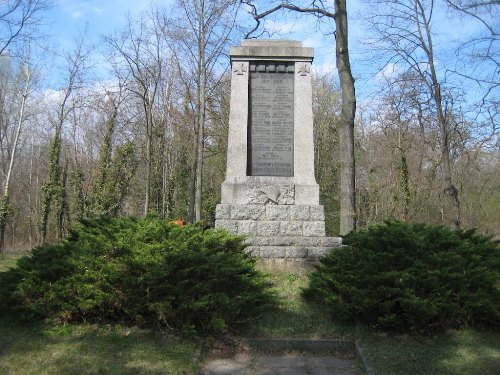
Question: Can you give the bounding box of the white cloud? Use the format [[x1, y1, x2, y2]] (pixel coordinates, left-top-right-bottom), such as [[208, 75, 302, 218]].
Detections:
[[58, 0, 128, 20], [263, 19, 305, 34], [312, 62, 337, 75], [303, 34, 324, 49], [374, 63, 402, 82], [42, 88, 64, 105], [71, 10, 83, 19]]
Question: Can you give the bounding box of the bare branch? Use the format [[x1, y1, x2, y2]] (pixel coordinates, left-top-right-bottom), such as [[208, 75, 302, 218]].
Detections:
[[0, 0, 54, 55], [240, 0, 337, 38]]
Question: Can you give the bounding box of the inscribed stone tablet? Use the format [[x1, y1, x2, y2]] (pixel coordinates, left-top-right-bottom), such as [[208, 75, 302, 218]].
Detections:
[[247, 62, 294, 176]]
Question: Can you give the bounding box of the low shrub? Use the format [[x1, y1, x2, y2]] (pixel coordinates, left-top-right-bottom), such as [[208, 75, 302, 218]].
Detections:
[[303, 221, 500, 335], [0, 217, 274, 334]]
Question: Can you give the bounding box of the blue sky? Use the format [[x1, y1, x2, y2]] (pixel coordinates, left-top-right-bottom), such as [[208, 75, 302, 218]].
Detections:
[[40, 0, 496, 106], [42, 0, 348, 76], [43, 0, 165, 50]]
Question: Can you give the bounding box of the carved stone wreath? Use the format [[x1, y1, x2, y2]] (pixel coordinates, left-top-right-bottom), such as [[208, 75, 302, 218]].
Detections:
[[246, 185, 295, 205]]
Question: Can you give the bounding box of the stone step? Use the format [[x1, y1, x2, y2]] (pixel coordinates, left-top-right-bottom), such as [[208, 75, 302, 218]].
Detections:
[[245, 236, 342, 248], [246, 244, 341, 259], [244, 236, 342, 259]]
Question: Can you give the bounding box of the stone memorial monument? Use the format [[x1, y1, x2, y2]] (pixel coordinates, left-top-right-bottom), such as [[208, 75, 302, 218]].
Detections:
[[215, 40, 341, 261]]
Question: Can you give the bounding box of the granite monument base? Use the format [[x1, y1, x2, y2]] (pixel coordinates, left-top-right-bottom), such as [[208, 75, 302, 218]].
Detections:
[[215, 200, 342, 260]]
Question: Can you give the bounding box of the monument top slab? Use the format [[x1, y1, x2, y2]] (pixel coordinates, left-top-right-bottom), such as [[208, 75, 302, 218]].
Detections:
[[230, 39, 313, 61], [242, 39, 302, 47]]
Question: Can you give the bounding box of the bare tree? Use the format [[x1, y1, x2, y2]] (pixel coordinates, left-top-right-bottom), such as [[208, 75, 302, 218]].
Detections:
[[165, 0, 241, 223], [362, 0, 462, 229], [0, 0, 53, 55], [445, 0, 499, 147], [39, 36, 89, 243], [104, 10, 171, 217], [241, 0, 357, 234], [0, 51, 35, 251]]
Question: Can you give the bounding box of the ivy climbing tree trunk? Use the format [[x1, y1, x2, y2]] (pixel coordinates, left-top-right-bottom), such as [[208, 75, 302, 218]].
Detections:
[[0, 62, 33, 251], [39, 39, 88, 243], [40, 123, 63, 243], [91, 107, 118, 216]]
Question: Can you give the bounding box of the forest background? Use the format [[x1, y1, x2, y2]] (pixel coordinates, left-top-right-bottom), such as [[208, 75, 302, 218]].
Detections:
[[0, 0, 498, 251]]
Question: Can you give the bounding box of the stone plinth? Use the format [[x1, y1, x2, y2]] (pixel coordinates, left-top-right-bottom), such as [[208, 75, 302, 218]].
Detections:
[[215, 40, 341, 260]]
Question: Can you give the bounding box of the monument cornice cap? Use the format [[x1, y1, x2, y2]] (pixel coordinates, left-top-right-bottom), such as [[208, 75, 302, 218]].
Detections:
[[230, 39, 314, 61]]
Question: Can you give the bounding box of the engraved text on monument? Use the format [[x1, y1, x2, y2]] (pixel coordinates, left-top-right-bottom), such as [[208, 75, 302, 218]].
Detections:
[[248, 64, 294, 176]]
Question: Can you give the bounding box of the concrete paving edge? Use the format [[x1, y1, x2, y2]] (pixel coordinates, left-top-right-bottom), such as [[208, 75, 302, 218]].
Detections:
[[247, 337, 377, 374], [248, 337, 355, 354], [355, 340, 377, 375]]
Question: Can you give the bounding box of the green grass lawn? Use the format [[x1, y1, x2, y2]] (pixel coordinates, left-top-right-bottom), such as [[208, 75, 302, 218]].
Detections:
[[0, 255, 200, 375], [244, 265, 355, 338], [358, 328, 500, 375], [0, 253, 21, 272], [248, 266, 500, 375], [1, 256, 499, 374], [0, 320, 200, 375]]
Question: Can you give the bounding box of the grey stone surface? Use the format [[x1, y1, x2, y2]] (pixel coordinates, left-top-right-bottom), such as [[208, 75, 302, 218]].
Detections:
[[215, 204, 231, 220], [231, 39, 314, 60], [307, 247, 332, 258], [310, 205, 326, 221], [238, 220, 257, 235], [291, 237, 317, 247], [245, 246, 261, 257], [266, 205, 291, 220], [201, 354, 362, 375], [248, 66, 294, 177], [256, 221, 281, 236], [290, 205, 311, 220], [243, 237, 343, 259], [232, 205, 266, 220], [280, 221, 303, 236], [260, 246, 287, 258], [303, 221, 326, 237], [219, 40, 320, 207], [200, 337, 368, 375], [215, 40, 342, 261], [247, 185, 295, 205], [242, 39, 302, 47], [214, 219, 237, 234], [285, 247, 307, 258], [321, 237, 343, 247], [245, 237, 270, 246]]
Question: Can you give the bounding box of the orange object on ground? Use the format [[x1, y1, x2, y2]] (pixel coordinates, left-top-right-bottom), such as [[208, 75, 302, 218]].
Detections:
[[170, 219, 186, 226]]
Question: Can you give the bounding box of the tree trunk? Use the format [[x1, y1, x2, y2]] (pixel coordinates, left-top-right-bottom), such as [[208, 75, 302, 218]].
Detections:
[[418, 0, 460, 228], [435, 83, 460, 229], [194, 2, 207, 223], [335, 0, 356, 235], [195, 58, 206, 222], [188, 124, 198, 223], [144, 103, 153, 217], [0, 66, 30, 251]]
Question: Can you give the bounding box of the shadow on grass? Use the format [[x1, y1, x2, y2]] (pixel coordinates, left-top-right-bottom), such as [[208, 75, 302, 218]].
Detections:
[[438, 329, 500, 375], [358, 327, 500, 375], [244, 271, 355, 338], [251, 270, 500, 375], [0, 253, 23, 272], [0, 319, 199, 375]]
